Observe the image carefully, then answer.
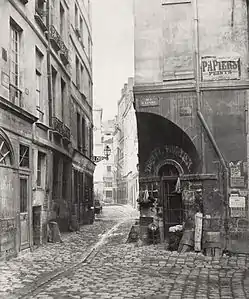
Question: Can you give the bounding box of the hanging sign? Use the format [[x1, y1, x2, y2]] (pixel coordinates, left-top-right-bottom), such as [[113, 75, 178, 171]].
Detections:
[[201, 56, 240, 81], [93, 156, 105, 163]]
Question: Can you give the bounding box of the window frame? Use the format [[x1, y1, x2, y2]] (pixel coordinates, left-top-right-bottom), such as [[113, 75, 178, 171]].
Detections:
[[75, 55, 80, 88], [19, 144, 30, 168], [59, 2, 65, 37], [75, 3, 78, 29], [106, 190, 113, 198], [10, 22, 20, 89], [37, 151, 46, 188]]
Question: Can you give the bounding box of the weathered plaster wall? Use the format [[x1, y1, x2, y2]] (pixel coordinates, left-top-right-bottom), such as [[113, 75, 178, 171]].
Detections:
[[134, 0, 248, 83]]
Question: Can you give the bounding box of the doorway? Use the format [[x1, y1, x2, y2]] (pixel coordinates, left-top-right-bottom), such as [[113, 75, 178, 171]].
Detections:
[[159, 163, 184, 238], [20, 177, 30, 250], [33, 206, 41, 246]]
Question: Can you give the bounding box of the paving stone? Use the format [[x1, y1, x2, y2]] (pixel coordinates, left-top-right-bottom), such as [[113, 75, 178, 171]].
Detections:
[[1, 205, 249, 298]]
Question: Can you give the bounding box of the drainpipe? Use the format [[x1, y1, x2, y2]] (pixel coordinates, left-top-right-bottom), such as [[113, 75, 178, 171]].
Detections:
[[46, 0, 53, 127], [45, 0, 53, 223], [193, 0, 229, 248]]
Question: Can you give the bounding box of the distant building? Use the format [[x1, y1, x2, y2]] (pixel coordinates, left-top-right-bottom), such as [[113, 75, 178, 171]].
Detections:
[[93, 107, 104, 202], [0, 0, 94, 259], [102, 120, 116, 204], [93, 116, 116, 204], [115, 78, 139, 207]]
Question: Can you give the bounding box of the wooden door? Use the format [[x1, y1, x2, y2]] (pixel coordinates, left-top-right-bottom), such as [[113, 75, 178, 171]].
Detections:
[[163, 180, 184, 238], [20, 177, 30, 249]]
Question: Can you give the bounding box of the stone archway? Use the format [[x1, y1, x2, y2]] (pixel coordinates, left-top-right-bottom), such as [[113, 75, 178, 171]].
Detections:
[[136, 112, 201, 178], [0, 128, 17, 258], [144, 145, 194, 177], [157, 160, 183, 177]]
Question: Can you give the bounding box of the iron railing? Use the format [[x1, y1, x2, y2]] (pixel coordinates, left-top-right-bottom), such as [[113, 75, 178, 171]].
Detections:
[[50, 25, 61, 51], [50, 25, 69, 65], [52, 116, 70, 140], [59, 39, 69, 65]]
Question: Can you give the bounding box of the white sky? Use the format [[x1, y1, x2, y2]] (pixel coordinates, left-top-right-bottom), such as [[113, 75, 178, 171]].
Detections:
[[92, 0, 134, 121]]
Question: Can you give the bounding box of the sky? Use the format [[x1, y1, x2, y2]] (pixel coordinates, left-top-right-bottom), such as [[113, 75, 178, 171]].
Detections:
[[92, 0, 134, 121]]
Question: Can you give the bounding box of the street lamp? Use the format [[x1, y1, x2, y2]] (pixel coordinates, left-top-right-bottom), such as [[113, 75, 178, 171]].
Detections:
[[104, 145, 111, 160]]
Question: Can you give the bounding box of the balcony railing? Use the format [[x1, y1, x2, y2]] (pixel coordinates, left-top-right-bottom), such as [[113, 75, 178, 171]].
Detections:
[[59, 40, 69, 65], [50, 25, 61, 52], [52, 117, 70, 140], [64, 124, 70, 140], [49, 25, 69, 65], [34, 7, 47, 32], [9, 84, 22, 107]]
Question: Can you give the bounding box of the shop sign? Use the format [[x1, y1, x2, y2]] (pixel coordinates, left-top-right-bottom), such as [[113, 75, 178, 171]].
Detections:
[[229, 194, 245, 208], [92, 156, 105, 163], [139, 97, 159, 107], [229, 194, 246, 217], [201, 56, 240, 81]]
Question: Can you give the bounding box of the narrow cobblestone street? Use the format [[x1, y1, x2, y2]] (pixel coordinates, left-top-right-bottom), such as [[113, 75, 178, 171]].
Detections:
[[1, 205, 249, 299]]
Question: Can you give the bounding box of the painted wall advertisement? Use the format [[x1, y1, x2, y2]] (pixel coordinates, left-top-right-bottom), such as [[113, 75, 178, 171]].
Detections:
[[201, 56, 240, 81]]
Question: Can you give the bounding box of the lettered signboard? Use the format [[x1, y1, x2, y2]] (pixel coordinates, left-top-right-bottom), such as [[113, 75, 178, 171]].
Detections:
[[229, 194, 246, 217], [201, 56, 240, 81]]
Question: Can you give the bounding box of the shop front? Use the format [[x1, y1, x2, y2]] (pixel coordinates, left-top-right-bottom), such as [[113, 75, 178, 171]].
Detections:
[[135, 105, 224, 253]]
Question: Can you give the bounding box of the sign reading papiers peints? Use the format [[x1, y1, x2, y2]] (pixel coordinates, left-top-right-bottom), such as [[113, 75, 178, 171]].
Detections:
[[201, 56, 240, 81]]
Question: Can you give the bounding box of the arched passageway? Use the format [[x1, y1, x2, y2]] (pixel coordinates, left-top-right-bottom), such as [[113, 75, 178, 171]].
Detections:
[[136, 112, 201, 239], [136, 112, 201, 176]]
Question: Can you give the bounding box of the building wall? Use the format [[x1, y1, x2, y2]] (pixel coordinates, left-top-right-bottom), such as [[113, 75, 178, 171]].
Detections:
[[93, 107, 103, 157], [93, 115, 116, 204], [93, 107, 104, 202], [134, 0, 249, 251], [102, 120, 115, 204], [0, 0, 94, 259], [134, 0, 248, 83], [115, 78, 139, 207]]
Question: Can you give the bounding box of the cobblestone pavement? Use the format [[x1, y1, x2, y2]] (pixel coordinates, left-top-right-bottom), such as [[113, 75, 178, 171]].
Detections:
[[0, 205, 138, 299], [24, 220, 249, 299], [1, 205, 249, 299]]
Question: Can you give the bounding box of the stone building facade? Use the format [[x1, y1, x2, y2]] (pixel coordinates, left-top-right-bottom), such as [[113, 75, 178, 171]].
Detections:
[[0, 0, 94, 259], [115, 78, 139, 207], [134, 0, 249, 253], [93, 116, 116, 205]]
